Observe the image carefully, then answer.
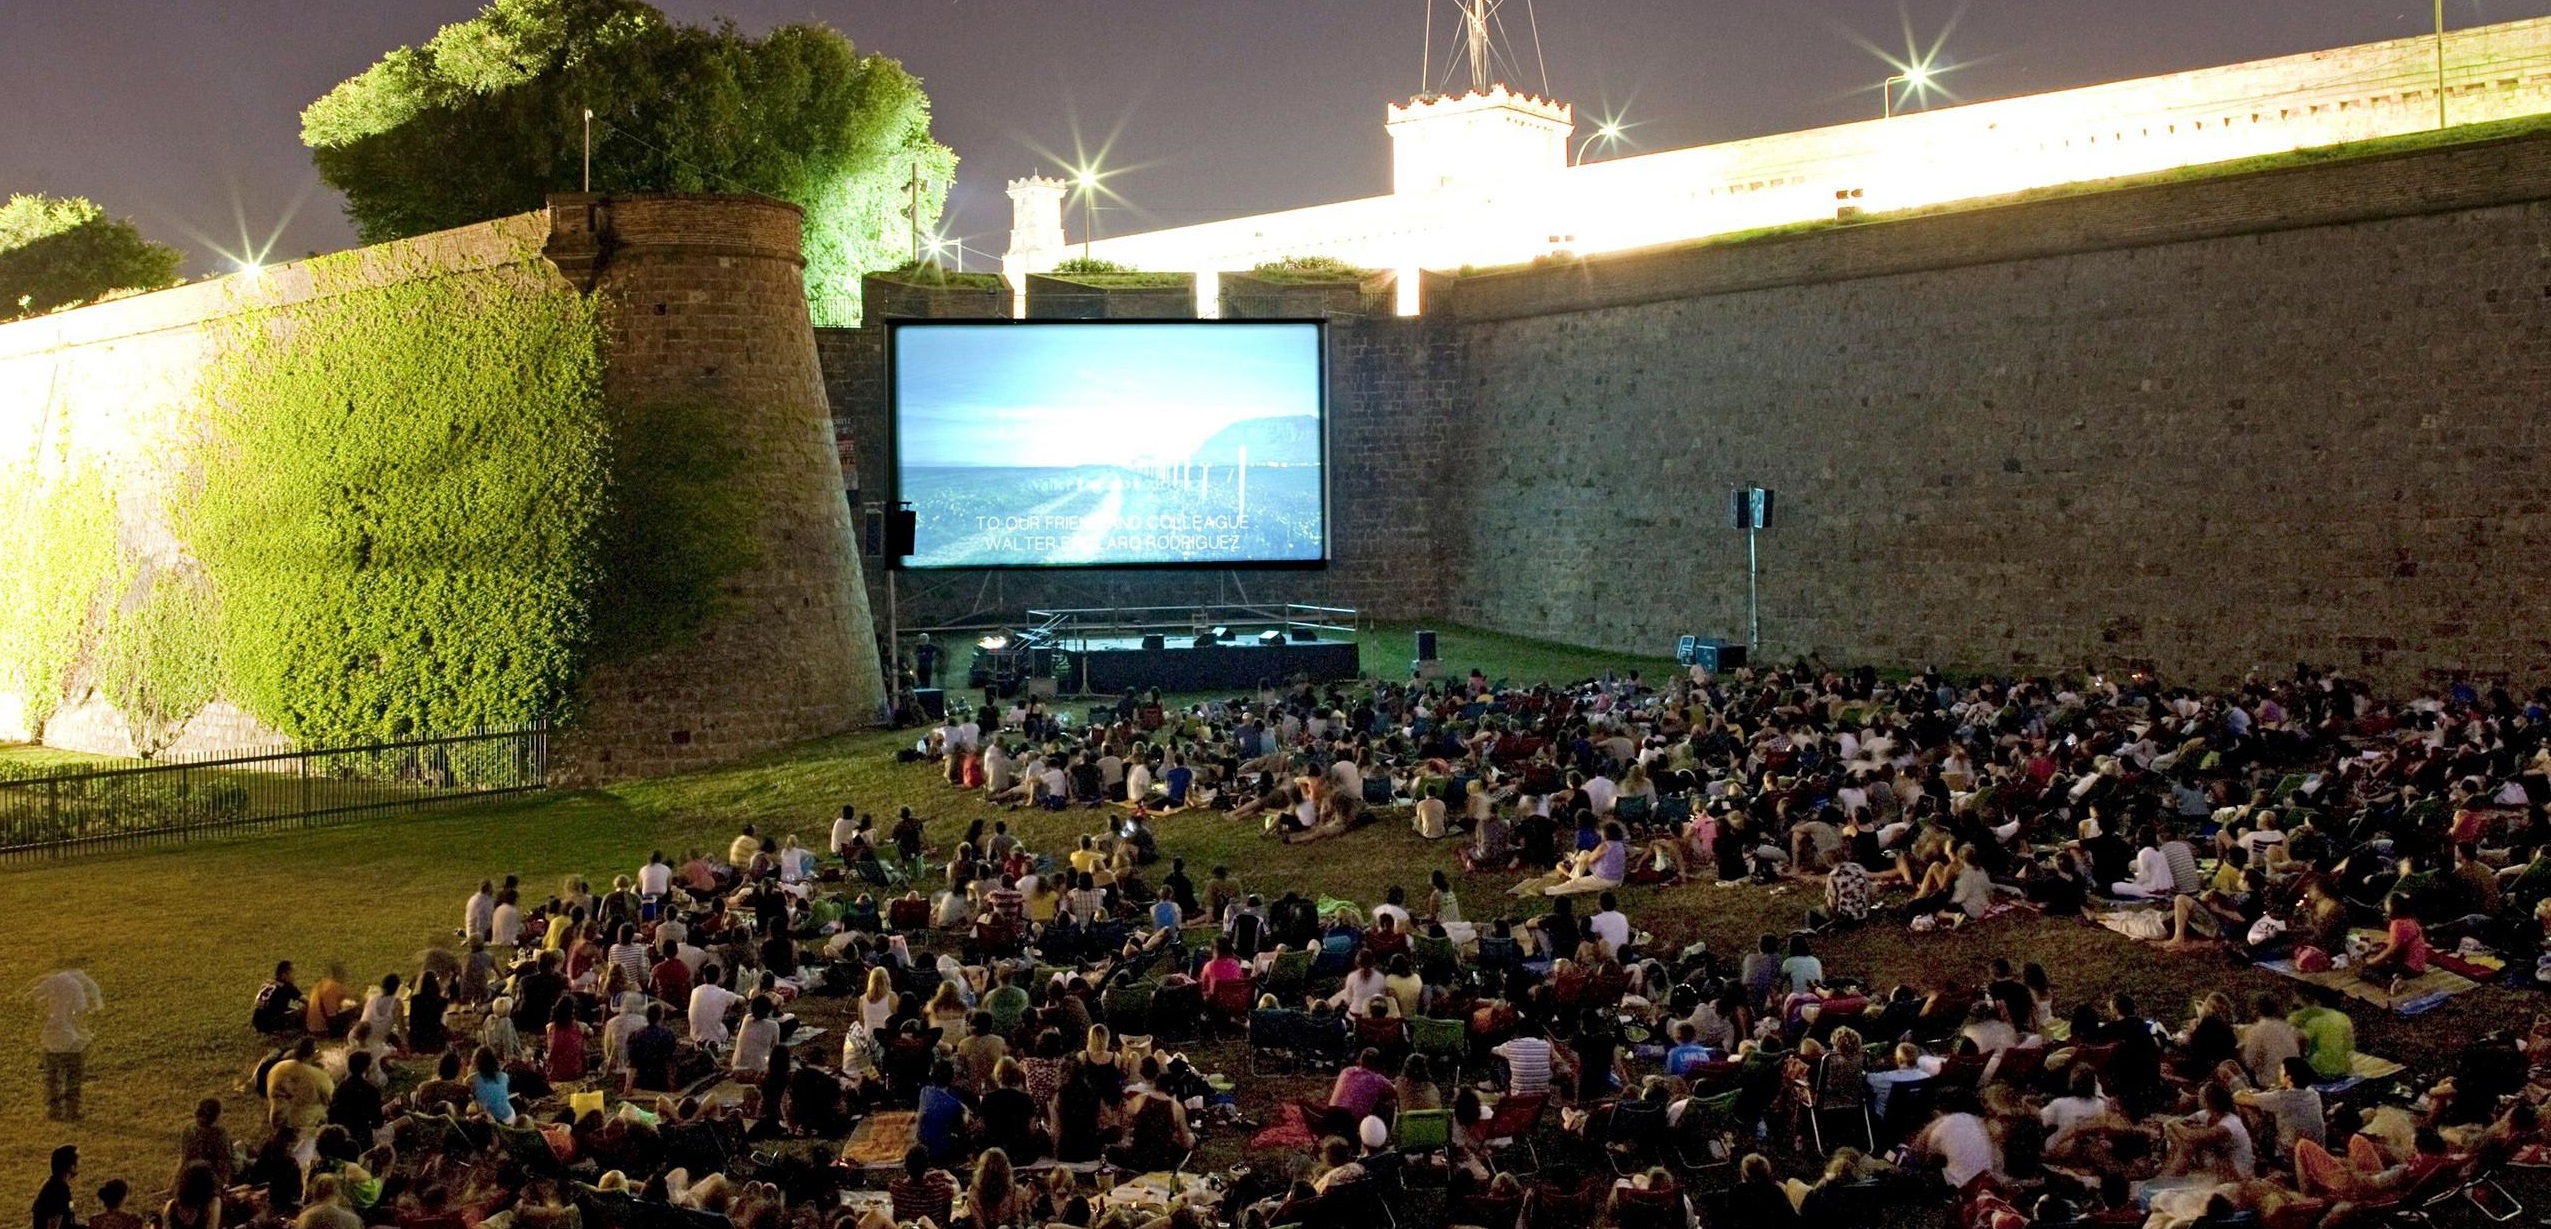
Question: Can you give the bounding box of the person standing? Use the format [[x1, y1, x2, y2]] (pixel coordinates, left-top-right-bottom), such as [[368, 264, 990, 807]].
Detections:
[[914, 634, 941, 687], [31, 965, 102, 1122]]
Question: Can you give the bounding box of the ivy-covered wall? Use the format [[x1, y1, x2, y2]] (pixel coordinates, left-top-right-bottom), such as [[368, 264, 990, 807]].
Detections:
[[0, 197, 879, 774]]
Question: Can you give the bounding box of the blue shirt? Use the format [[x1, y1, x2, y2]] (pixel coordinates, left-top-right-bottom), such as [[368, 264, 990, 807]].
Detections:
[[1666, 1043, 1713, 1076], [471, 1071, 515, 1124], [1165, 765, 1193, 805], [917, 1084, 967, 1159]]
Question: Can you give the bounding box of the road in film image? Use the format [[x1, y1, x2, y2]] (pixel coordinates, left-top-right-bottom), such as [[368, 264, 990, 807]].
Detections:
[[893, 322, 1325, 567]]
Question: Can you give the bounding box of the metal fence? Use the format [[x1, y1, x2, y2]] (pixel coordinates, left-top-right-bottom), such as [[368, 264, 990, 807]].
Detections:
[[0, 725, 549, 862]]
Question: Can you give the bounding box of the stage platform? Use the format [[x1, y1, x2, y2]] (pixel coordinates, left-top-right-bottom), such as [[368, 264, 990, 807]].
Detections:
[[1064, 633, 1359, 694]]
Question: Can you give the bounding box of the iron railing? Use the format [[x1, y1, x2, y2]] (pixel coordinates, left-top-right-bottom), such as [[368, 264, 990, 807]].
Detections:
[[0, 725, 548, 862]]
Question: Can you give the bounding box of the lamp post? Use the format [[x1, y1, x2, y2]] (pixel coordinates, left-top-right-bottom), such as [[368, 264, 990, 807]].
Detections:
[[1074, 170, 1100, 260], [1882, 66, 1933, 119], [1573, 121, 1624, 166], [2436, 0, 2449, 130]]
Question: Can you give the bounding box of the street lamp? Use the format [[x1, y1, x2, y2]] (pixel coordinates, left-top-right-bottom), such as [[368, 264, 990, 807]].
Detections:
[[1573, 119, 1625, 166], [1072, 167, 1102, 259], [1883, 64, 1934, 119]]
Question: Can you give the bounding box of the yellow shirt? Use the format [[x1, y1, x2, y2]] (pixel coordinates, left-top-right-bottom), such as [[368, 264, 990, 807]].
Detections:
[[266, 1058, 336, 1130]]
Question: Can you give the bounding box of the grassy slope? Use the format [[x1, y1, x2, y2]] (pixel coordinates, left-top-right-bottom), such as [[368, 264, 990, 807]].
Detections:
[[0, 622, 2509, 1204]]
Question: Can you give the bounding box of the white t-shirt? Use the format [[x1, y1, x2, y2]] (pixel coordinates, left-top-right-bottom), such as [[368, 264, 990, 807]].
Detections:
[[31, 970, 102, 1053], [1581, 776, 1620, 816], [1927, 1112, 1999, 1189], [465, 891, 496, 942], [2039, 1094, 2108, 1139], [688, 983, 742, 1045], [1128, 763, 1154, 800], [491, 903, 522, 947], [1588, 910, 1632, 958], [731, 1016, 781, 1073], [830, 816, 860, 854], [637, 861, 673, 896], [1372, 903, 1411, 930]]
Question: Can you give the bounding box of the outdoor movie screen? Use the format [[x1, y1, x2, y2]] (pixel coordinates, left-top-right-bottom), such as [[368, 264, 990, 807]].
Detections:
[[890, 321, 1327, 569]]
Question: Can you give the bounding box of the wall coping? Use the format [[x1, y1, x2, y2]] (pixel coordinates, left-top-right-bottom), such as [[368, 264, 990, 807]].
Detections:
[[0, 212, 554, 362], [1444, 128, 2551, 322]]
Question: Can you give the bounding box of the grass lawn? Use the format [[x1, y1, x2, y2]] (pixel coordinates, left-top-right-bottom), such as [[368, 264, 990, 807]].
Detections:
[[0, 622, 2511, 1207]]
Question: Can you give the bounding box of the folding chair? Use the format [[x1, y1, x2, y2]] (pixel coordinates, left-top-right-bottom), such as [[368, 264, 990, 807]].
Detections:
[[1604, 1098, 1670, 1175], [1808, 1056, 1875, 1156], [1991, 1044, 2047, 1091], [1265, 948, 1317, 1002], [1101, 981, 1157, 1036], [1248, 1007, 1299, 1075], [1606, 1183, 1692, 1229], [1393, 1107, 1451, 1153], [1408, 1016, 1467, 1084], [1206, 974, 1258, 1037], [1414, 934, 1463, 985], [1476, 1091, 1548, 1176]]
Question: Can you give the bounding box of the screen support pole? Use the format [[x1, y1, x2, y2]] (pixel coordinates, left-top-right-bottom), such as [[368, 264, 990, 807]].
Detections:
[[887, 570, 900, 700], [1746, 523, 1761, 654]]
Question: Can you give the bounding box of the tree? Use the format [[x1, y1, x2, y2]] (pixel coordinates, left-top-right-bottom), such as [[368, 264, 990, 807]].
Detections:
[[0, 194, 183, 321], [301, 0, 951, 325]]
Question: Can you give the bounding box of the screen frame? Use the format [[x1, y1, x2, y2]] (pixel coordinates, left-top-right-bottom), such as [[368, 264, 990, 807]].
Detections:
[[883, 317, 1332, 573]]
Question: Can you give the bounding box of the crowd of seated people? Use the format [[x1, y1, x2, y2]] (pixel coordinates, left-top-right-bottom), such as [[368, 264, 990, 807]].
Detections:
[[46, 657, 2551, 1229]]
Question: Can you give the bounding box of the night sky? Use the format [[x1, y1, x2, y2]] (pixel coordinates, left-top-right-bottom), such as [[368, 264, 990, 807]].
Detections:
[[3, 1, 2543, 275]]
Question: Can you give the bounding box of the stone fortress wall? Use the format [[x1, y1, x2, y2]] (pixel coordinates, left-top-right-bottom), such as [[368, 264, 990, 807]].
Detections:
[[0, 195, 881, 780], [830, 128, 2551, 690], [1015, 17, 2551, 316]]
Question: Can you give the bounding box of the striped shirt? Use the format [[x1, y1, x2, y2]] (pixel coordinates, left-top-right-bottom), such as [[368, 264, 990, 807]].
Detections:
[[1494, 1036, 1555, 1097]]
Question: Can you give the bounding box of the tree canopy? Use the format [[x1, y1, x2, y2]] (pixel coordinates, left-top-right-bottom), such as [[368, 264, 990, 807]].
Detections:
[[300, 0, 952, 325], [0, 194, 184, 321]]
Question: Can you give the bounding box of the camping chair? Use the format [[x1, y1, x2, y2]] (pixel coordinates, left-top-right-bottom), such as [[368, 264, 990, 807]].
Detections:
[[2460, 1168, 2527, 1222], [1808, 1055, 1875, 1155], [1409, 1016, 1467, 1084], [1206, 973, 1258, 1036], [1606, 1182, 1692, 1229], [1991, 1045, 2048, 1091], [1394, 1107, 1452, 1153], [1150, 979, 1203, 1042], [2354, 1155, 2473, 1227], [1364, 777, 1397, 805], [1476, 935, 1523, 975], [887, 896, 931, 932], [1477, 1091, 1549, 1176], [496, 1122, 567, 1180], [1313, 932, 1359, 978], [1414, 934, 1463, 985], [1878, 1077, 1936, 1146], [1249, 1006, 1305, 1075], [1101, 981, 1157, 1036], [1355, 1012, 1408, 1059], [1932, 1051, 1989, 1094], [1603, 1098, 1670, 1175], [1265, 948, 1317, 1002]]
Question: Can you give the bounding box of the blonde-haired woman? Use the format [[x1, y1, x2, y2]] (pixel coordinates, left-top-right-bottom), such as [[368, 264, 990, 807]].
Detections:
[[857, 967, 896, 1033]]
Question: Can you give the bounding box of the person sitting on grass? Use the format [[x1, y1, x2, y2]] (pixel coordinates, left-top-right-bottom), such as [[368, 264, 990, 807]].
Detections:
[[2360, 895, 2431, 988]]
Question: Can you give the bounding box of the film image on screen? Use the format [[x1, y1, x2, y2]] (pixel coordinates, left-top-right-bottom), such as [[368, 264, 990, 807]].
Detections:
[[892, 322, 1325, 569]]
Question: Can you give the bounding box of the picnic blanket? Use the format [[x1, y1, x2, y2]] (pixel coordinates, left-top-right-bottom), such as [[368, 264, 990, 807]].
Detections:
[[2309, 1051, 2408, 1096], [2259, 947, 2496, 1016], [2094, 908, 2174, 942], [839, 1111, 919, 1168], [1246, 1102, 1320, 1153]]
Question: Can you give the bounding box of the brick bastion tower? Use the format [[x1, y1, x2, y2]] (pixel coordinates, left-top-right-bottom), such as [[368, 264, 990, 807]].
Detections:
[[545, 193, 885, 783]]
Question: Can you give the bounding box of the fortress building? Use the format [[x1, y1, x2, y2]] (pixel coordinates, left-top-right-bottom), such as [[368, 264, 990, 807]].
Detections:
[[1004, 16, 2551, 315]]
